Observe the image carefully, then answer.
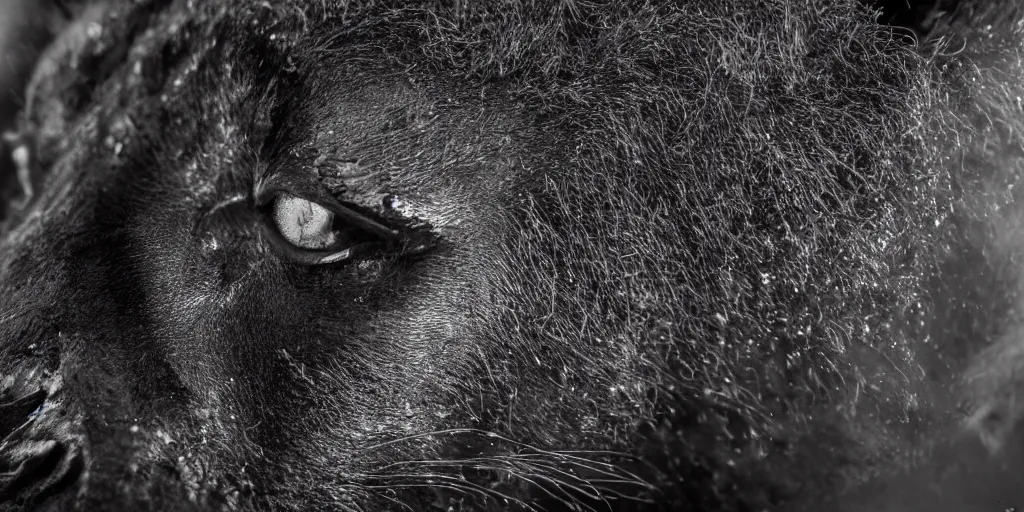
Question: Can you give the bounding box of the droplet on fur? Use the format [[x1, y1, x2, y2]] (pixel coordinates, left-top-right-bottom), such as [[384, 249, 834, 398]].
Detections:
[[86, 22, 103, 39], [384, 195, 404, 209]]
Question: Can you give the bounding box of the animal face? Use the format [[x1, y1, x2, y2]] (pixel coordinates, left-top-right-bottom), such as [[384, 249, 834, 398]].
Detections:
[[1, 1, 1023, 510]]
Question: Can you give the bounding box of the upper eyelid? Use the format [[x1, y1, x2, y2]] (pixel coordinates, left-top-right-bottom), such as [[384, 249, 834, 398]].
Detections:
[[255, 174, 400, 244], [307, 193, 399, 243]]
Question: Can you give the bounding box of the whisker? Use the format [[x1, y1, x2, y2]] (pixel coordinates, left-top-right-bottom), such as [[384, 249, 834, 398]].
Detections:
[[362, 473, 538, 511], [370, 454, 643, 486], [472, 467, 606, 511], [498, 459, 636, 499], [485, 452, 657, 492], [355, 427, 660, 510], [369, 490, 414, 512], [366, 455, 655, 508]]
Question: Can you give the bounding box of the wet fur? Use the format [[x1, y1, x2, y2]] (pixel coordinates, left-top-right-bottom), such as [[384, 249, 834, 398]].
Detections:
[[1, 0, 1024, 511]]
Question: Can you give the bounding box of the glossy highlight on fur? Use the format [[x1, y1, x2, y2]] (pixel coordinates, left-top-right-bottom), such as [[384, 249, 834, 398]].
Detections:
[[1, 1, 1024, 510]]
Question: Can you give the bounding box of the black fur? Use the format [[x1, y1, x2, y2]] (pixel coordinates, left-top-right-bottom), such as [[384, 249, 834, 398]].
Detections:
[[1, 0, 1023, 510]]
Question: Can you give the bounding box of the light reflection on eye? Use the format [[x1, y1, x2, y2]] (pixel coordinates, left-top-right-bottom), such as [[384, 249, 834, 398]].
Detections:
[[272, 193, 337, 250]]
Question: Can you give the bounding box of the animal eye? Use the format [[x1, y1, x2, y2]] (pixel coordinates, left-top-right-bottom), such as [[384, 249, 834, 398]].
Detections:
[[262, 191, 399, 265], [273, 194, 337, 250]]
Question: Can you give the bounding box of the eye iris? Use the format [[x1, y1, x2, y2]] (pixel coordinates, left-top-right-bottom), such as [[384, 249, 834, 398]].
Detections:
[[273, 194, 337, 249]]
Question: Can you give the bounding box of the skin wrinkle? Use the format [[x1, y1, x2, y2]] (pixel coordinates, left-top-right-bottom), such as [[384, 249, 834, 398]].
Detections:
[[0, 0, 1022, 511]]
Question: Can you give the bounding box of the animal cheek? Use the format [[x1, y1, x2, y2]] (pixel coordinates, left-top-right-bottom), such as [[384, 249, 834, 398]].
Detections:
[[194, 233, 265, 285], [192, 205, 271, 286]]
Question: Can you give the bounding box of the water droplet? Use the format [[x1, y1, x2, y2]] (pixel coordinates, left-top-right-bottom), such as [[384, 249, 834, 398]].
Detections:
[[383, 195, 404, 209]]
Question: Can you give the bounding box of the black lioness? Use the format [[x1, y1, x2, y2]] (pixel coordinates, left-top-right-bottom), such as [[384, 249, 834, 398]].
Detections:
[[1, 1, 1023, 510]]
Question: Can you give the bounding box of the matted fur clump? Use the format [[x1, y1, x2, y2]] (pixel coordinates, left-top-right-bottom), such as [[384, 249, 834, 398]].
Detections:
[[2, 0, 1024, 511]]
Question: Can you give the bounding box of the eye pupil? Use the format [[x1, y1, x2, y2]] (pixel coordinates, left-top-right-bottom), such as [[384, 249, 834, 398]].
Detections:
[[273, 194, 337, 249]]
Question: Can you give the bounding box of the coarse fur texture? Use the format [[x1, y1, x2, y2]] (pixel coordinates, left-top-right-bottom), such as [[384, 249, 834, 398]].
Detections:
[[1, 0, 1024, 510]]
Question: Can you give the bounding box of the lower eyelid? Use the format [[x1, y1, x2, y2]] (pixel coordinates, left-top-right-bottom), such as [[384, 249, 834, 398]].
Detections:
[[316, 247, 353, 264]]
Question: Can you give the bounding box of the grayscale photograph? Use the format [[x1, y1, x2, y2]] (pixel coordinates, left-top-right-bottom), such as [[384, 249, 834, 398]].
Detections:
[[0, 0, 1020, 510]]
